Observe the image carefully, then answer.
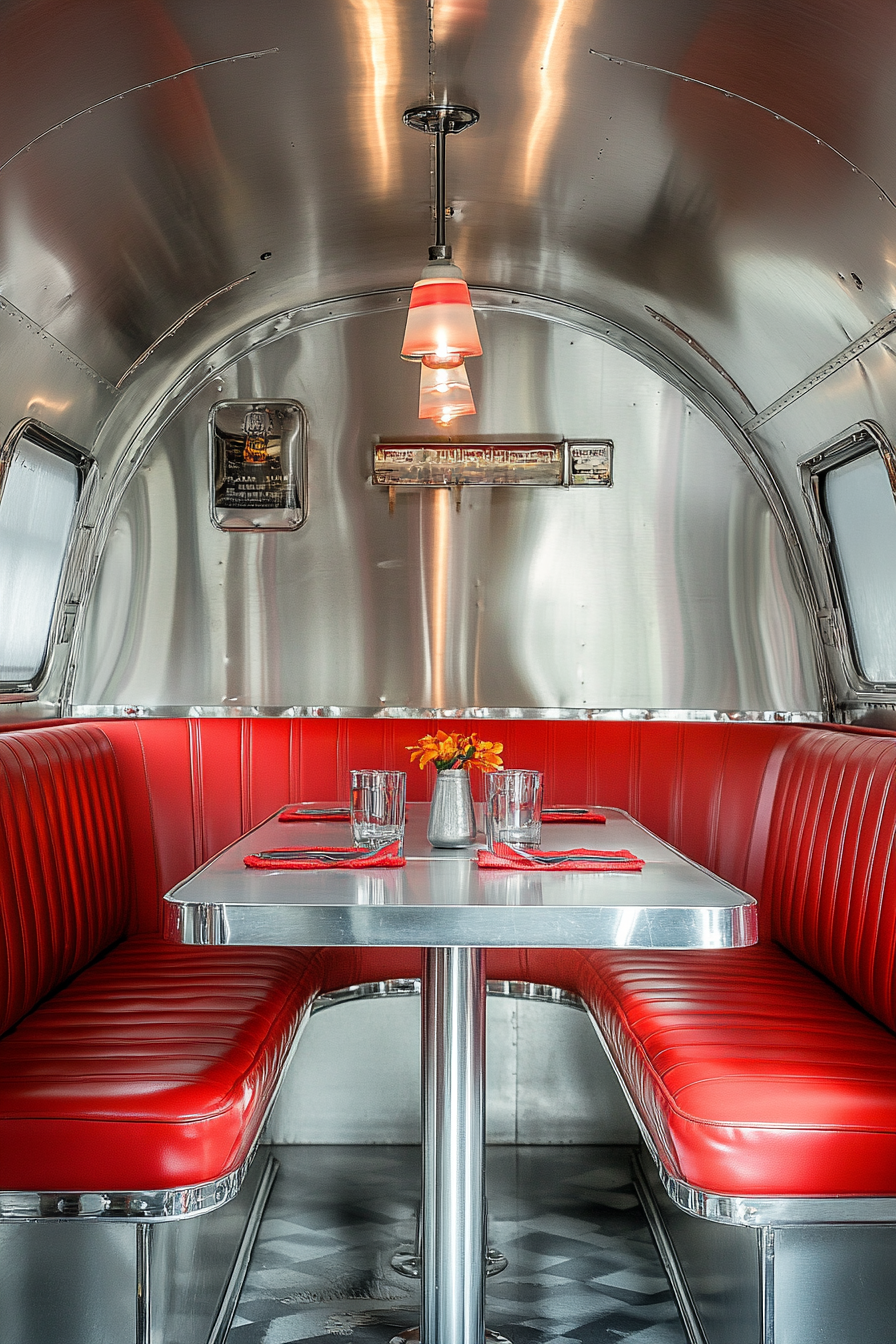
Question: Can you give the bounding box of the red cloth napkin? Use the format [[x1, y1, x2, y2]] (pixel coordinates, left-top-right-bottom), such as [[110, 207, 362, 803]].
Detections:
[[542, 808, 606, 823], [244, 842, 405, 870], [477, 844, 643, 872], [279, 804, 350, 823]]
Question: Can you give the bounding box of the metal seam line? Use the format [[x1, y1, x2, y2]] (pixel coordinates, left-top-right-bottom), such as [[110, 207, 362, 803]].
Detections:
[[744, 312, 896, 431], [589, 50, 896, 210], [0, 296, 116, 392], [115, 274, 256, 388], [67, 705, 826, 723], [645, 308, 756, 413], [0, 49, 280, 175]]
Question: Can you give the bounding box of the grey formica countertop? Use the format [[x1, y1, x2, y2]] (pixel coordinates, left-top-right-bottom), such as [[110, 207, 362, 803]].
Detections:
[[163, 805, 757, 950]]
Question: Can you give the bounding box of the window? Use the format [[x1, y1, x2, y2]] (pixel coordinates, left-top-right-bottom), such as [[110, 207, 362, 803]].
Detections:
[[0, 422, 88, 686], [804, 425, 896, 684]]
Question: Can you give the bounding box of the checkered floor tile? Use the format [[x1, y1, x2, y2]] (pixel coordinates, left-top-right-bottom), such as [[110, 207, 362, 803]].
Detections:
[[227, 1146, 685, 1344]]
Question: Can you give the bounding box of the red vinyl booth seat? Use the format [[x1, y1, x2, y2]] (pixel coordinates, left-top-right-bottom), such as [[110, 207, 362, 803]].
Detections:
[[0, 725, 324, 1193], [572, 728, 896, 1199], [0, 939, 324, 1191], [574, 945, 896, 1198], [3, 715, 896, 1206]]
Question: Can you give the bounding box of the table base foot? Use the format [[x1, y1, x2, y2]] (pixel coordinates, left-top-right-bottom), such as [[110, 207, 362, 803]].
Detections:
[[390, 1329, 512, 1344], [391, 1246, 508, 1278]]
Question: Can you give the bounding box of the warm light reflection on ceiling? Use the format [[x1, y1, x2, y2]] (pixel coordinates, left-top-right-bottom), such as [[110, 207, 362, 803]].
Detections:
[[521, 0, 575, 199], [432, 0, 488, 45], [344, 0, 400, 196]]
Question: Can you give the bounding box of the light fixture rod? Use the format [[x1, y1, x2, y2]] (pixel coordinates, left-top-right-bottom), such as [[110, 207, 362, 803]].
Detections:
[[435, 117, 447, 251], [403, 104, 480, 260]]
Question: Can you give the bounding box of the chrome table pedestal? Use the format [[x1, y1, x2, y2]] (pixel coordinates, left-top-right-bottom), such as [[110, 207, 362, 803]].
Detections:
[[391, 945, 508, 1344]]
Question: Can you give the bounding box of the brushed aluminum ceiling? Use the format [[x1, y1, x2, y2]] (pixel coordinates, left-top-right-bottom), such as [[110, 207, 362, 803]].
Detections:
[[2, 0, 896, 718], [2, 0, 893, 424]]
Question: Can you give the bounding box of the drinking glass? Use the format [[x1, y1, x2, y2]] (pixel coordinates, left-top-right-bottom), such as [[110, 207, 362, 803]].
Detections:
[[350, 770, 406, 852], [485, 770, 543, 850]]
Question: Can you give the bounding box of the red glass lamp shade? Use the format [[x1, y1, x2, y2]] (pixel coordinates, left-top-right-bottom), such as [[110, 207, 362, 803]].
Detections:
[[401, 261, 482, 364], [418, 359, 476, 424]]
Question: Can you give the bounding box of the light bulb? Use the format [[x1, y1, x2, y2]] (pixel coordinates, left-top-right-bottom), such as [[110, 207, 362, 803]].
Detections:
[[418, 358, 476, 424]]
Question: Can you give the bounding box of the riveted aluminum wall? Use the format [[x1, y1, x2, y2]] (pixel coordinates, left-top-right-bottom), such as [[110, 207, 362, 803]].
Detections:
[[74, 307, 819, 714], [4, 1, 896, 716]]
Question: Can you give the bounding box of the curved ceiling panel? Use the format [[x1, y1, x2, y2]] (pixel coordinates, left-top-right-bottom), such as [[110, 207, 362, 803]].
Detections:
[[0, 0, 892, 438]]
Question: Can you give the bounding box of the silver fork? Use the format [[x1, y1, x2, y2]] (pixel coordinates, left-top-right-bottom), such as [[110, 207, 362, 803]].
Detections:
[[503, 845, 633, 866], [253, 841, 395, 863]]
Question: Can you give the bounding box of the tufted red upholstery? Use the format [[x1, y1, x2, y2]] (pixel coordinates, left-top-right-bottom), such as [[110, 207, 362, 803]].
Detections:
[[0, 725, 131, 1035], [94, 716, 799, 934], [0, 722, 326, 1192], [572, 945, 896, 1197], [5, 715, 896, 1204], [0, 938, 325, 1190], [764, 730, 896, 1031], [574, 725, 896, 1198]]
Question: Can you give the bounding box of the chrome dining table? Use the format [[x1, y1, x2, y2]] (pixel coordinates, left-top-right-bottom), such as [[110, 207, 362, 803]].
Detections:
[[164, 803, 757, 1344]]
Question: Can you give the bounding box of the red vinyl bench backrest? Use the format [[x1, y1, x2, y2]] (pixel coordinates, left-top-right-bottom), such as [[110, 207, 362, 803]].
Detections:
[[765, 728, 896, 1032], [11, 717, 894, 1040], [93, 717, 799, 933], [0, 724, 132, 1035]]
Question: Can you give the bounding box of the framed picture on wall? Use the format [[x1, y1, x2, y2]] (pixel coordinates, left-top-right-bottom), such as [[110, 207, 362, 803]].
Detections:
[[209, 400, 307, 531]]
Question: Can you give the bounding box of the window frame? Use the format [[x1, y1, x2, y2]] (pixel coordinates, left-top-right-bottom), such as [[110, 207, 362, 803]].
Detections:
[[800, 420, 896, 691], [0, 418, 93, 695]]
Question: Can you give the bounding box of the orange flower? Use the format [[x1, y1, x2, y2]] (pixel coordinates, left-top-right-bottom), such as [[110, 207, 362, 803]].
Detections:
[[408, 730, 460, 770], [466, 733, 504, 774], [408, 730, 503, 773]]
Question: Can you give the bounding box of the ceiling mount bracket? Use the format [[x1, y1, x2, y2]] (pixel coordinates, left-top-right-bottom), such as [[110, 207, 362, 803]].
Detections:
[[402, 104, 479, 136]]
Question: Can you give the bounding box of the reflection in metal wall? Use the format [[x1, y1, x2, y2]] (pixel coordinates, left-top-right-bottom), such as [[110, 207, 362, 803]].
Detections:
[[266, 992, 638, 1145], [75, 308, 819, 714], [2, 1, 896, 716]]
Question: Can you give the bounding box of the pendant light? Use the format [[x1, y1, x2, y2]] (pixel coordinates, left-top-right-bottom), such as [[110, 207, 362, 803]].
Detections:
[[402, 104, 480, 423]]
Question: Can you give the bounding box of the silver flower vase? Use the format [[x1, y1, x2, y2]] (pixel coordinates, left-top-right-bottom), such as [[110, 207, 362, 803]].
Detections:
[[427, 769, 477, 848]]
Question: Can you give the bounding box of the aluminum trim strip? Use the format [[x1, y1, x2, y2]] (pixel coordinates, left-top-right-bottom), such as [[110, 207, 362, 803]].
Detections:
[[760, 1225, 776, 1344], [136, 1223, 152, 1344], [655, 1168, 896, 1228], [165, 900, 757, 951], [311, 978, 585, 1013], [744, 312, 896, 431], [644, 307, 755, 414], [71, 705, 826, 723], [207, 1152, 279, 1344], [116, 273, 257, 388], [0, 1146, 261, 1223], [630, 1155, 708, 1344]]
